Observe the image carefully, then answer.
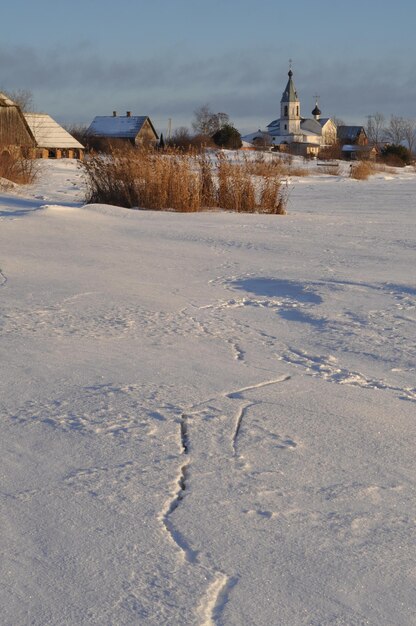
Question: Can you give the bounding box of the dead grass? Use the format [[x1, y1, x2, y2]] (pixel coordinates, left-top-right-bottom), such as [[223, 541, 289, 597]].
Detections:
[[0, 147, 38, 184], [288, 166, 309, 177], [371, 162, 397, 174], [242, 153, 308, 178], [317, 163, 341, 176], [84, 147, 286, 214], [350, 160, 374, 180]]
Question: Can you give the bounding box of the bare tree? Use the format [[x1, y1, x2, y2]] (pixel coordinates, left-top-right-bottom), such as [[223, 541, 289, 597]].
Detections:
[[63, 124, 88, 145], [192, 105, 230, 136], [2, 88, 34, 112], [215, 112, 230, 129], [331, 116, 345, 128], [384, 115, 407, 145], [192, 105, 215, 135], [366, 112, 385, 148], [168, 126, 193, 149], [402, 118, 416, 154]]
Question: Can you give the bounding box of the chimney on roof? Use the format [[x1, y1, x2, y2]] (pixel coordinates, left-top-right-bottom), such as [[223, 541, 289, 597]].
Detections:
[[126, 111, 131, 117], [112, 111, 117, 117]]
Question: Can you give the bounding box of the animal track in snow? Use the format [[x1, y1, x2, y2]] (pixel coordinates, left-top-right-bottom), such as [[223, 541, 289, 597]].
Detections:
[[0, 298, 254, 367], [243, 508, 279, 520], [232, 402, 256, 457], [158, 413, 236, 624], [8, 382, 180, 438], [159, 462, 197, 563], [318, 481, 405, 505], [64, 461, 143, 504], [324, 509, 412, 547], [227, 377, 292, 458], [0, 268, 7, 287], [159, 411, 199, 562], [198, 573, 238, 626], [279, 347, 416, 402], [1, 488, 43, 502], [180, 414, 190, 454], [0, 303, 137, 339]]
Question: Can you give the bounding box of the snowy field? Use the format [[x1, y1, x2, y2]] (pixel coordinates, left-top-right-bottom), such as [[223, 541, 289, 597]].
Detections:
[[1, 160, 415, 625]]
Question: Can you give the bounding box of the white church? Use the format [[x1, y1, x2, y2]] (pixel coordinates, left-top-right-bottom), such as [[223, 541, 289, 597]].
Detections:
[[243, 67, 336, 155]]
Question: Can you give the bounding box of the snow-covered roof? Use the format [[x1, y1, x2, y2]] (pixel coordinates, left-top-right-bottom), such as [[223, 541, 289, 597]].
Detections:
[[337, 125, 366, 141], [342, 144, 375, 152], [241, 130, 270, 143], [300, 118, 322, 135], [24, 114, 84, 149], [267, 119, 280, 130], [87, 115, 157, 139], [318, 117, 332, 127]]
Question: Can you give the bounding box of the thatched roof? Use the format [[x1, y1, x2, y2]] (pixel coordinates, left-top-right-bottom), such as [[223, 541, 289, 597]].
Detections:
[[0, 93, 17, 107], [0, 93, 35, 147], [24, 113, 84, 149]]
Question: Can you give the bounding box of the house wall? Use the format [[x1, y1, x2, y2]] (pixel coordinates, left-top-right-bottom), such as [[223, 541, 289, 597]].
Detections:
[[280, 103, 301, 135], [34, 147, 84, 160], [322, 121, 337, 145], [289, 142, 320, 157], [0, 107, 34, 147], [134, 119, 158, 146], [356, 130, 368, 146]]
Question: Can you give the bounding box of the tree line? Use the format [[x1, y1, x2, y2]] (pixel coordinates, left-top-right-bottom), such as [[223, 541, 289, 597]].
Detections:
[[366, 113, 416, 153], [2, 86, 415, 156], [168, 105, 242, 150]]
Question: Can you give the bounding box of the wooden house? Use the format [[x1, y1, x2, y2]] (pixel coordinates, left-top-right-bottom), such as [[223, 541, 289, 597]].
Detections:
[[337, 126, 368, 146], [0, 92, 35, 157], [24, 113, 84, 159], [341, 144, 377, 161], [86, 111, 159, 147]]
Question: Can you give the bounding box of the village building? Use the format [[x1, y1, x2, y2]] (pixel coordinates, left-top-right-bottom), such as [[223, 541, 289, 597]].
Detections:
[[0, 92, 35, 158], [337, 125, 368, 146], [336, 125, 376, 160], [243, 68, 337, 155], [86, 111, 159, 147], [24, 113, 84, 159]]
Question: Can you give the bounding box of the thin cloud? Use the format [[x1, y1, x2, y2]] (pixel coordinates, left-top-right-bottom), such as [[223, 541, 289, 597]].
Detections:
[[1, 44, 415, 127]]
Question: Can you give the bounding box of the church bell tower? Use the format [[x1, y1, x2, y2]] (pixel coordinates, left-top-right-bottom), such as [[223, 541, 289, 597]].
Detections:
[[280, 63, 301, 135]]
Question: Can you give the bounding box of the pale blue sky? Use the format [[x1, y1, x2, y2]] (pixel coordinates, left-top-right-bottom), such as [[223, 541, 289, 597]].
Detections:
[[1, 0, 415, 134]]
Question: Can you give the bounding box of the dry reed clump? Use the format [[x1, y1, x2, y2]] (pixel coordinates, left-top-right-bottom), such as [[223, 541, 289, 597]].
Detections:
[[0, 148, 38, 184], [84, 147, 201, 212], [216, 152, 285, 214], [242, 153, 308, 177], [84, 147, 286, 214], [288, 165, 309, 177], [217, 154, 256, 212], [372, 162, 397, 174], [350, 160, 374, 180], [318, 163, 341, 176]]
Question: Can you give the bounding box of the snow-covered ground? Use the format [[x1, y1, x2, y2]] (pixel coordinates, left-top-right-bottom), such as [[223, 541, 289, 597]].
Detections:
[[1, 160, 415, 625]]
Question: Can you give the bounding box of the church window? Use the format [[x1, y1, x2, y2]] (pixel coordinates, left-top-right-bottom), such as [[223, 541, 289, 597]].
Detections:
[[284, 124, 287, 130], [297, 106, 299, 116], [284, 105, 288, 116]]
